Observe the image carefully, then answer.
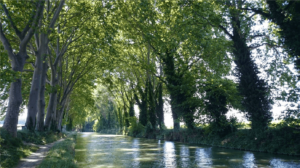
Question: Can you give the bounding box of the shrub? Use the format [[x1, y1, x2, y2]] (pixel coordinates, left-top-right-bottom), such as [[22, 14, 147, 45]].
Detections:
[[128, 117, 145, 136]]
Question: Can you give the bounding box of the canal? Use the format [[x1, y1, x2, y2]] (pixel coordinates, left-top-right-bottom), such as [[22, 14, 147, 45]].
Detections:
[[75, 133, 300, 168]]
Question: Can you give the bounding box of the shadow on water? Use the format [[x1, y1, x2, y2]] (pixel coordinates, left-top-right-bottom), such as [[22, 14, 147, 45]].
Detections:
[[75, 133, 300, 168]]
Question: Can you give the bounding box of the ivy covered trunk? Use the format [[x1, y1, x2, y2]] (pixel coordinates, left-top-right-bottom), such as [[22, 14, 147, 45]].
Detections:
[[161, 51, 181, 131], [134, 82, 148, 126], [162, 51, 196, 131], [148, 80, 156, 130], [156, 82, 164, 130], [229, 3, 272, 133]]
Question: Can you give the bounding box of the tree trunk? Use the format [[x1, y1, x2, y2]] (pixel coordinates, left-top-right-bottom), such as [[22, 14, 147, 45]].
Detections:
[[35, 60, 48, 131], [0, 0, 45, 137], [25, 33, 48, 131], [44, 91, 57, 130], [156, 82, 164, 130], [3, 79, 22, 137], [229, 2, 271, 133], [171, 105, 180, 132], [148, 80, 156, 130], [56, 107, 64, 132]]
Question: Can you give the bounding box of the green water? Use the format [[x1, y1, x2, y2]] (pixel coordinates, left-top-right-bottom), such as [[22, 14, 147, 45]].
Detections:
[[75, 132, 299, 168]]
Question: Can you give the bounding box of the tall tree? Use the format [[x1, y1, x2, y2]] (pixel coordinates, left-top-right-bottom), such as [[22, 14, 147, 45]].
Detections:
[[26, 0, 65, 131], [217, 0, 272, 133], [0, 0, 45, 136]]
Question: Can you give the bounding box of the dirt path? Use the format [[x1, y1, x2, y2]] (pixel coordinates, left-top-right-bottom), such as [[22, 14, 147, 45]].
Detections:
[[15, 139, 65, 168]]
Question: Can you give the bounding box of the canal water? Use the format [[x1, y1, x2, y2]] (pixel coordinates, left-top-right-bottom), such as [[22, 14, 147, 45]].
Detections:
[[75, 133, 300, 168]]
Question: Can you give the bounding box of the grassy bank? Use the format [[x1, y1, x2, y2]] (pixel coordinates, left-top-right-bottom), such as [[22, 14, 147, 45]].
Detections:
[[0, 128, 66, 168], [37, 133, 77, 168], [124, 121, 300, 156], [18, 130, 66, 145]]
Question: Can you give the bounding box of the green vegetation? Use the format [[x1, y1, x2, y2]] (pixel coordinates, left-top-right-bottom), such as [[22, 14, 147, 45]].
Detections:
[[1, 0, 300, 161], [37, 133, 77, 168], [0, 128, 37, 168], [18, 130, 66, 145], [0, 128, 65, 168], [120, 119, 300, 155]]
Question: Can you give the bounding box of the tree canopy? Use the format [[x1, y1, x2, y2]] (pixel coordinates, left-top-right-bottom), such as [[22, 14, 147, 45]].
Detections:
[[0, 0, 299, 137]]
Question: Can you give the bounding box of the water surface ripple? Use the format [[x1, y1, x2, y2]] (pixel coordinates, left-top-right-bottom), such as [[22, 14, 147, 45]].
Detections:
[[75, 133, 300, 168]]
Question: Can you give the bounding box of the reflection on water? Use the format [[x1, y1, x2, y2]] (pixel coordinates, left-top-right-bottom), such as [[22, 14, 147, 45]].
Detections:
[[195, 148, 212, 167], [75, 133, 300, 168], [243, 152, 256, 168]]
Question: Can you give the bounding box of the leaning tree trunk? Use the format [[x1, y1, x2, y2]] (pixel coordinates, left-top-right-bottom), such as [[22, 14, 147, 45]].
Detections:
[[35, 60, 48, 131], [229, 2, 272, 134]]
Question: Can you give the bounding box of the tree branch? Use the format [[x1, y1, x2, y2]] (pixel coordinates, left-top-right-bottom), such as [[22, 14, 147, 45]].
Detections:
[[49, 0, 65, 29], [0, 22, 17, 69], [240, 8, 271, 19], [20, 0, 45, 51], [219, 25, 233, 39], [1, 4, 21, 38]]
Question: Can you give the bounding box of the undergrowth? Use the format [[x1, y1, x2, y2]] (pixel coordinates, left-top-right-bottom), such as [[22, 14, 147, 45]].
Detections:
[[0, 128, 66, 168], [0, 128, 39, 168], [37, 133, 77, 168], [125, 120, 300, 156], [18, 130, 66, 144]]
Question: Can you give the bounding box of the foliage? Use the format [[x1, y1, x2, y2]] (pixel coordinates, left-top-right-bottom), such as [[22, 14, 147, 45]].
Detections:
[[0, 128, 39, 168], [37, 133, 77, 168], [140, 123, 300, 155], [201, 78, 241, 126], [17, 130, 66, 145], [145, 121, 154, 134], [92, 85, 119, 132], [202, 116, 239, 137], [127, 117, 145, 137], [215, 0, 273, 133]]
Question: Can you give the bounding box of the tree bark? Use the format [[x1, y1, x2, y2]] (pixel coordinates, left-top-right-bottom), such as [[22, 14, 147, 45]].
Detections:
[[35, 59, 48, 131], [156, 82, 164, 130], [26, 33, 48, 131], [3, 79, 22, 137]]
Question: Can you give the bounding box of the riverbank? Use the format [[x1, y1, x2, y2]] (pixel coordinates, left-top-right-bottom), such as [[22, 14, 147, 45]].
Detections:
[[0, 128, 66, 168], [128, 125, 300, 156], [94, 121, 300, 156], [75, 132, 300, 167], [37, 133, 77, 168]]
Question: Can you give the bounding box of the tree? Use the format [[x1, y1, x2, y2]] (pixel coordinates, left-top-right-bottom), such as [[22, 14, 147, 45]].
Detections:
[[115, 0, 231, 131], [0, 0, 45, 136], [25, 0, 65, 131], [216, 0, 272, 133]]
